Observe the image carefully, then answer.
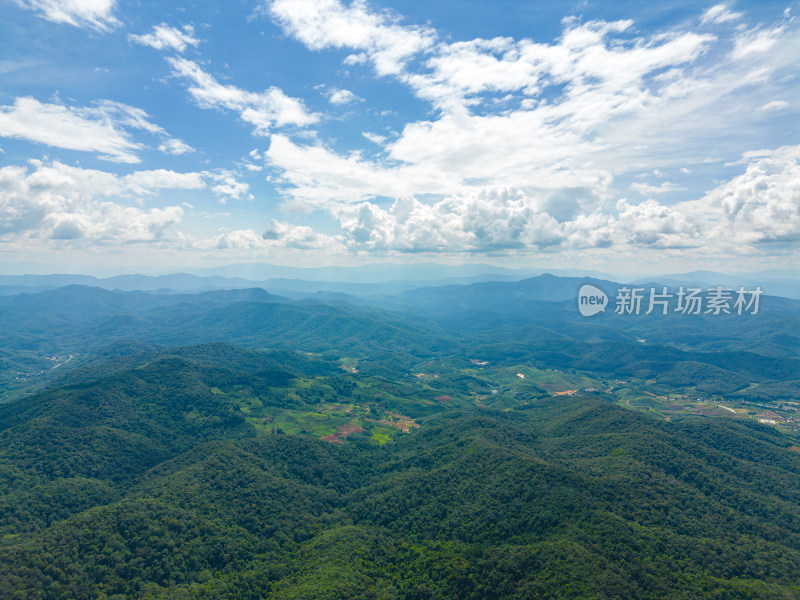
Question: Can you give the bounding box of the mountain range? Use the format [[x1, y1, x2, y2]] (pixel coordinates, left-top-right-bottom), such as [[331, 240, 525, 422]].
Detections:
[[1, 271, 799, 598]]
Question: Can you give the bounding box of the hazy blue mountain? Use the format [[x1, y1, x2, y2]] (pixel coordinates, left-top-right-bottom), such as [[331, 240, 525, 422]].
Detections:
[[0, 273, 265, 293], [635, 270, 800, 299], [186, 261, 537, 282]]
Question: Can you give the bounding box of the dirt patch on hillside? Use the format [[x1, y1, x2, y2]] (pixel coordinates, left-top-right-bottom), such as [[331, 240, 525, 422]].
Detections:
[[377, 412, 419, 433], [321, 422, 365, 443]]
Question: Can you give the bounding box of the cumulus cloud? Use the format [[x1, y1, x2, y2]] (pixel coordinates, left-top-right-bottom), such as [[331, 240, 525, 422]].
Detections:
[[308, 188, 705, 254], [210, 228, 267, 250], [262, 219, 341, 249], [129, 24, 200, 52], [699, 145, 800, 243], [205, 222, 342, 252], [615, 199, 700, 248], [167, 57, 318, 135], [254, 2, 800, 262], [328, 188, 619, 253], [0, 160, 203, 242], [10, 2, 797, 263], [207, 170, 254, 203], [13, 0, 120, 31], [325, 87, 361, 105], [0, 97, 190, 163]]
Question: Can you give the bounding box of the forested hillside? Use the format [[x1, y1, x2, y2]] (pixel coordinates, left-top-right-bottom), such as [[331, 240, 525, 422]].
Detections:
[[1, 344, 800, 599]]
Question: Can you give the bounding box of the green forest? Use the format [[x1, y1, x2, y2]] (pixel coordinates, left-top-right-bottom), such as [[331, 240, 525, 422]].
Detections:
[[2, 342, 800, 599]]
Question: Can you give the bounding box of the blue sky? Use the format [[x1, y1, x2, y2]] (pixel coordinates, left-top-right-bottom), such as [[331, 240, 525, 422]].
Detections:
[[1, 0, 799, 275]]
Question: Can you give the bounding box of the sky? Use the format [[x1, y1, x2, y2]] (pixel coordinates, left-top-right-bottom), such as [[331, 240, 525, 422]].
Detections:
[[1, 0, 799, 276]]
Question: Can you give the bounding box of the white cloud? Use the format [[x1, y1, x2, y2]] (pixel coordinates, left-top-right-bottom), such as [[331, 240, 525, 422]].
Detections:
[[257, 3, 800, 261], [262, 219, 341, 249], [167, 57, 318, 135], [630, 181, 686, 196], [701, 4, 743, 25], [129, 24, 200, 53], [158, 138, 194, 155], [326, 87, 361, 105], [210, 228, 267, 250], [757, 100, 790, 112], [698, 145, 800, 243], [207, 170, 254, 203], [615, 199, 699, 248], [265, 133, 426, 207], [731, 26, 782, 60], [43, 204, 184, 241], [260, 144, 800, 255], [264, 11, 719, 207], [9, 2, 794, 264], [362, 131, 385, 144], [271, 5, 713, 113], [0, 160, 204, 242], [335, 197, 472, 251], [317, 186, 702, 254], [328, 188, 617, 253], [0, 97, 142, 163], [0, 97, 188, 163], [268, 0, 437, 76], [123, 169, 206, 194], [206, 222, 342, 252], [13, 0, 120, 31]]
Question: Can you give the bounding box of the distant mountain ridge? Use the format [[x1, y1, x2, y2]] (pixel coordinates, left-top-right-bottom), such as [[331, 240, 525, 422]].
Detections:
[[3, 274, 800, 405], [3, 265, 800, 298]]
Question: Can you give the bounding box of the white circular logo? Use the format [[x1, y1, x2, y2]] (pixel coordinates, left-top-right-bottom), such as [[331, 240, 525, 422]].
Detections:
[[578, 284, 608, 317]]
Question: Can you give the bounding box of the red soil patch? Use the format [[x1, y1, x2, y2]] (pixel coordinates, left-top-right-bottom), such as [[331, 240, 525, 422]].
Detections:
[[435, 395, 452, 402], [321, 422, 366, 444], [378, 412, 419, 433]]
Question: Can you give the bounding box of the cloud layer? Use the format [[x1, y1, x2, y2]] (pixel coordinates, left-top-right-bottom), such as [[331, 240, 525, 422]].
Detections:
[[14, 0, 120, 31], [2, 0, 799, 268], [167, 58, 318, 135], [0, 97, 191, 163], [0, 160, 201, 243]]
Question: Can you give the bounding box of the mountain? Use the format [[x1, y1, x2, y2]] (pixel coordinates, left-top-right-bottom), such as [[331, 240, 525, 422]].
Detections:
[[635, 270, 800, 299], [2, 271, 800, 598], [1, 346, 799, 599], [186, 261, 538, 283], [0, 273, 269, 294], [4, 275, 800, 403]]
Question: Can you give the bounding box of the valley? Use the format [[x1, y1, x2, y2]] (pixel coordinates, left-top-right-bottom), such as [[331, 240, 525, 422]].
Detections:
[[1, 274, 800, 598]]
